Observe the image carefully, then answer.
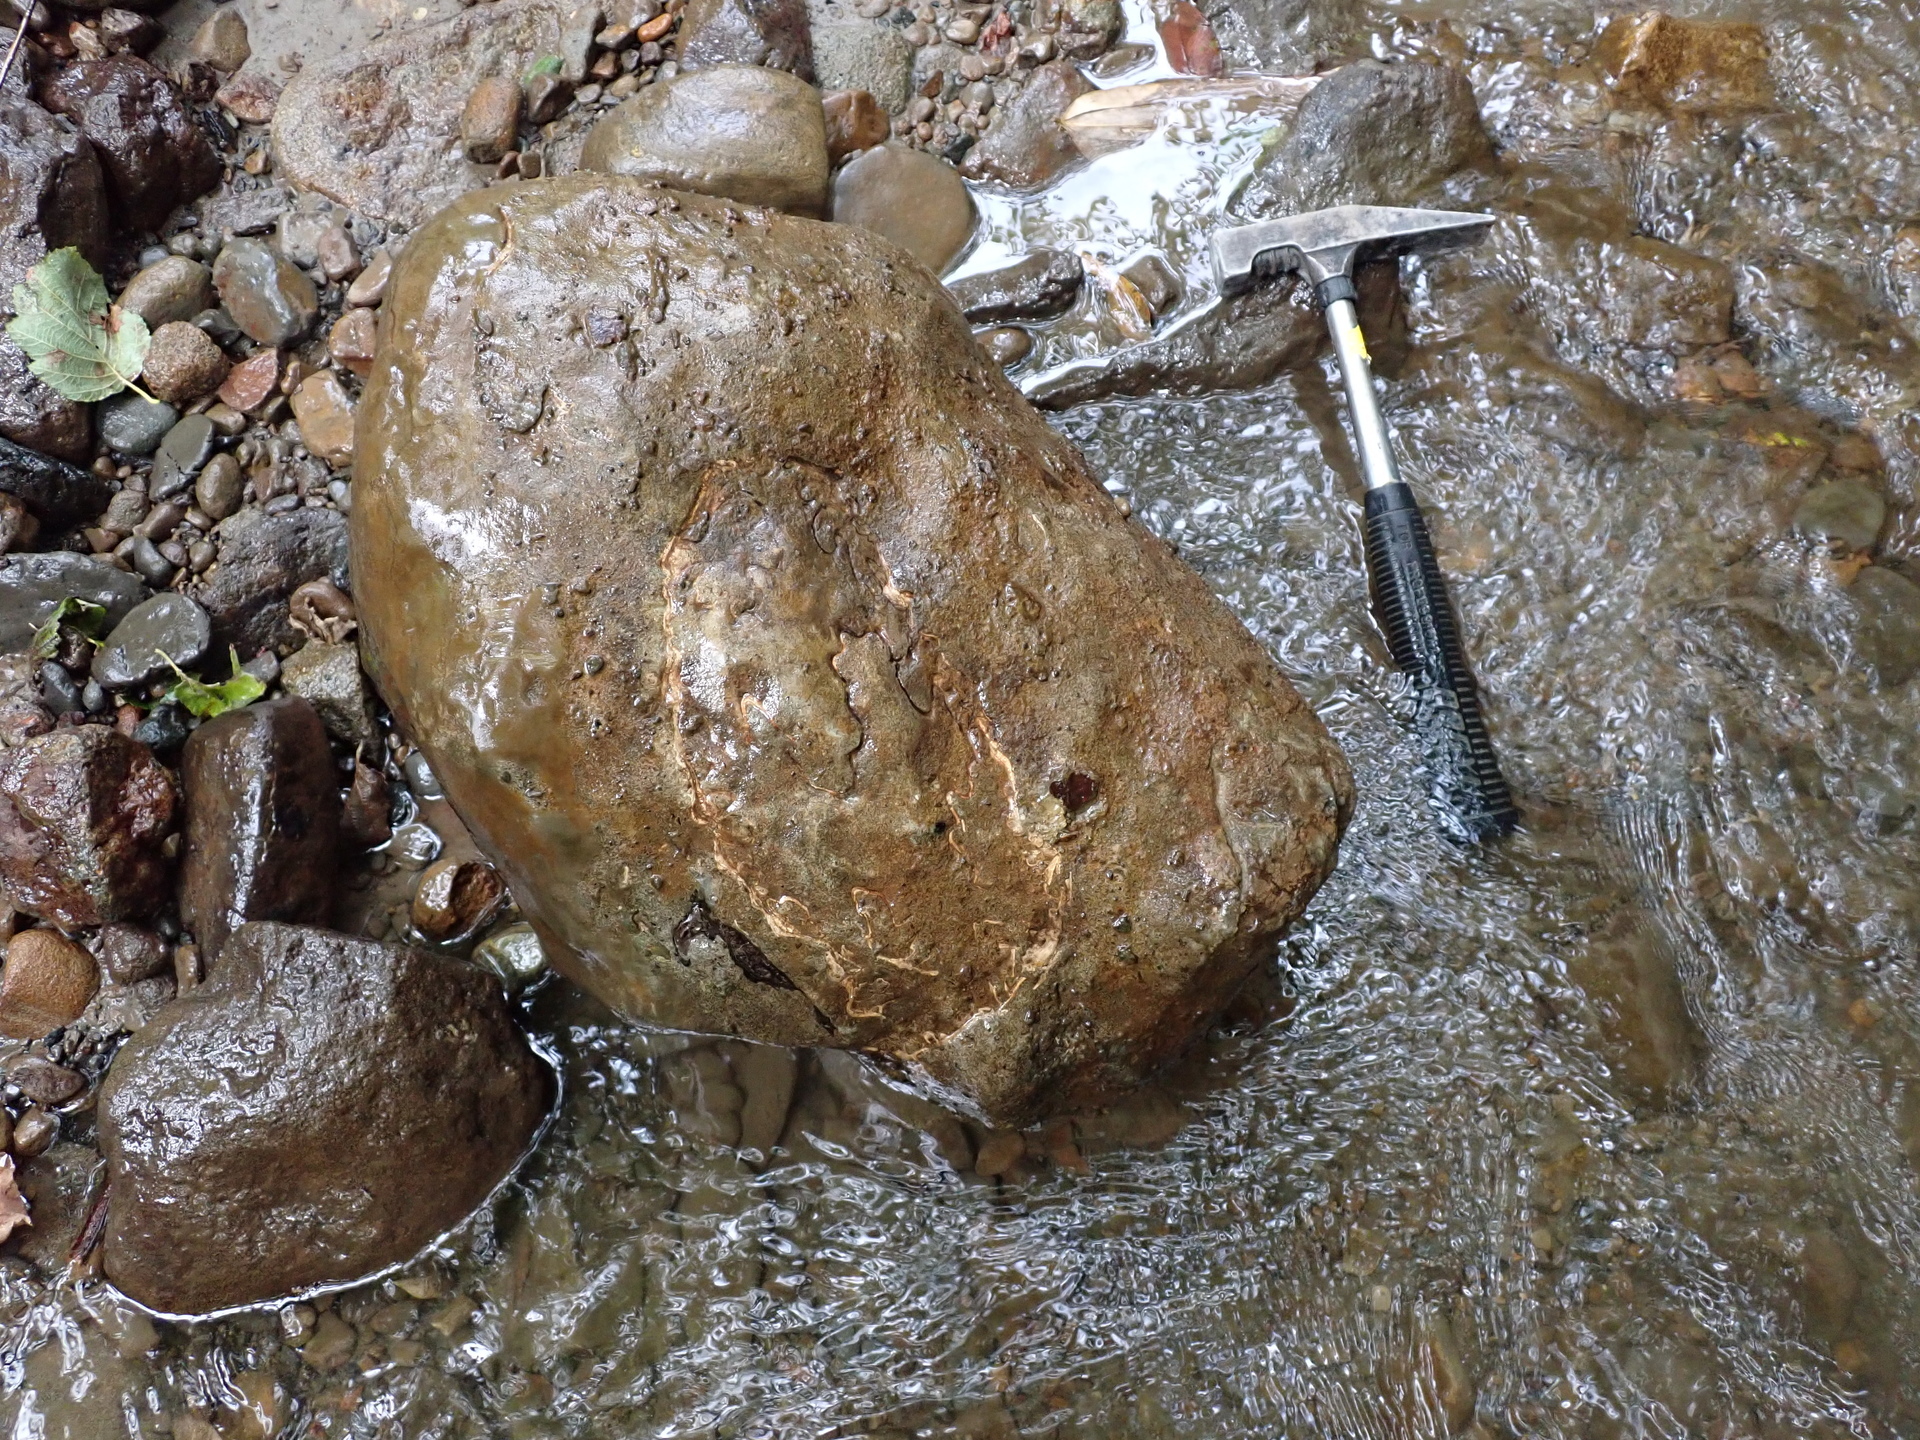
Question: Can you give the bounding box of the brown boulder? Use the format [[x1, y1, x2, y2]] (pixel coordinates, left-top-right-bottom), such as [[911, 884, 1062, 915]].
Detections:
[[960, 61, 1092, 190], [35, 57, 220, 233], [179, 698, 342, 964], [352, 178, 1351, 1126], [99, 922, 551, 1315], [0, 726, 176, 930]]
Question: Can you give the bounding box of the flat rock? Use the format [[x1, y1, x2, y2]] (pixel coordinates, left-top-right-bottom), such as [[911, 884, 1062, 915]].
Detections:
[[948, 249, 1083, 324], [34, 56, 221, 233], [0, 551, 148, 654], [0, 436, 113, 528], [148, 411, 215, 501], [0, 726, 176, 930], [960, 61, 1092, 190], [99, 921, 551, 1315], [831, 142, 975, 272], [813, 20, 912, 111], [179, 697, 343, 963], [580, 65, 831, 216], [352, 177, 1351, 1125], [91, 592, 212, 689], [677, 0, 812, 79], [270, 0, 571, 229], [188, 507, 350, 657]]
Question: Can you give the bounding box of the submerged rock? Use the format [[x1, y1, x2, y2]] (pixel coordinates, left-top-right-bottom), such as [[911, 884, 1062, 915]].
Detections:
[[353, 177, 1352, 1125], [948, 249, 1084, 324], [99, 921, 551, 1315]]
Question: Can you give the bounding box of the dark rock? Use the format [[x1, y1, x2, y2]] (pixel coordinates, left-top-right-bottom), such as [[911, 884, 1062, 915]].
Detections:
[[1119, 251, 1181, 316], [0, 95, 109, 465], [959, 61, 1092, 190], [125, 535, 173, 588], [37, 661, 80, 716], [34, 57, 221, 233], [96, 393, 177, 456], [0, 928, 100, 1039], [11, 1141, 91, 1271], [947, 249, 1083, 324], [115, 255, 212, 328], [179, 697, 342, 963], [352, 178, 1351, 1125], [98, 9, 165, 55], [129, 699, 188, 755], [677, 0, 813, 79], [0, 551, 147, 654], [91, 592, 211, 689], [342, 756, 392, 848], [0, 436, 112, 528], [581, 66, 831, 216], [0, 344, 91, 466], [99, 921, 551, 1315], [271, 0, 572, 229], [0, 726, 176, 929], [830, 142, 975, 272], [8, 1056, 84, 1106], [189, 507, 350, 657], [211, 239, 318, 349], [148, 412, 215, 502], [90, 921, 170, 984], [1236, 60, 1491, 216]]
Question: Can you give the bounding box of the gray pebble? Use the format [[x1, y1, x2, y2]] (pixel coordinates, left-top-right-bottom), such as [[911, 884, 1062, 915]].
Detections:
[[39, 660, 82, 716], [92, 592, 213, 689], [98, 394, 180, 457], [126, 535, 176, 588], [150, 414, 216, 501], [405, 751, 444, 801], [195, 452, 245, 521], [81, 679, 107, 714]]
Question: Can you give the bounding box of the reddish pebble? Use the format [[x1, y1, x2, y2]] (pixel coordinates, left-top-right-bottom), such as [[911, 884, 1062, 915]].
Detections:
[[217, 348, 280, 413], [1158, 0, 1223, 76], [327, 308, 379, 378], [215, 72, 282, 123], [823, 89, 890, 163]]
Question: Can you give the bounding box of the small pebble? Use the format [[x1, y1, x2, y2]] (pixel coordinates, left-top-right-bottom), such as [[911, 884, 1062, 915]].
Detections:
[[11, 1107, 56, 1159]]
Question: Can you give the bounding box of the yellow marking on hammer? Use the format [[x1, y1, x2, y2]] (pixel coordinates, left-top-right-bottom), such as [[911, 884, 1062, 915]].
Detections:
[[1349, 324, 1371, 364]]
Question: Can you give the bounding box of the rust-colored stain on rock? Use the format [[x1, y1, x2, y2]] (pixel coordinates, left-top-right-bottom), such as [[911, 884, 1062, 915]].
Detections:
[[352, 177, 1351, 1125]]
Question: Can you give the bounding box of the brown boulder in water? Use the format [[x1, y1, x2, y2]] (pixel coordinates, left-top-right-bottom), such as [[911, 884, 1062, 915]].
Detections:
[[351, 177, 1351, 1126]]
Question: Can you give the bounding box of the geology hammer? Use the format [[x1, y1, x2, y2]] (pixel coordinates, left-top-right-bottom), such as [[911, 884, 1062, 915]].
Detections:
[[1211, 204, 1517, 842]]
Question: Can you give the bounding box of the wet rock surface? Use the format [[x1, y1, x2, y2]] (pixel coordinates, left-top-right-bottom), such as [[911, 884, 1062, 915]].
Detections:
[[830, 141, 975, 272], [270, 0, 570, 228], [0, 928, 101, 1039], [34, 56, 220, 233], [581, 65, 831, 216], [188, 506, 350, 656], [0, 552, 146, 655], [354, 177, 1351, 1125], [0, 726, 176, 930], [0, 437, 112, 530], [212, 239, 318, 348], [959, 60, 1092, 190], [113, 255, 213, 328], [91, 592, 212, 689], [676, 0, 813, 78], [99, 921, 551, 1315], [179, 697, 342, 963], [948, 248, 1083, 324]]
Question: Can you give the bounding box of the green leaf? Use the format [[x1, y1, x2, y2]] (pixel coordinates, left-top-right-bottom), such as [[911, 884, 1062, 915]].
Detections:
[[161, 647, 266, 719], [524, 53, 563, 80], [29, 597, 107, 662], [5, 248, 152, 403]]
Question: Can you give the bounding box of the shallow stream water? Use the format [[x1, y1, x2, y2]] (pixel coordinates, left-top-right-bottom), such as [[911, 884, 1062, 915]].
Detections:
[[12, 0, 1920, 1435]]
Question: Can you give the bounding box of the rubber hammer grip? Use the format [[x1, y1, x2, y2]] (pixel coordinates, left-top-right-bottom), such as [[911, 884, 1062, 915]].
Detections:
[[1361, 482, 1518, 842]]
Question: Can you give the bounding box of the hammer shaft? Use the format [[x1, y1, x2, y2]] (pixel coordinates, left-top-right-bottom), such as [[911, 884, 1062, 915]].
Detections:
[[1322, 297, 1399, 490]]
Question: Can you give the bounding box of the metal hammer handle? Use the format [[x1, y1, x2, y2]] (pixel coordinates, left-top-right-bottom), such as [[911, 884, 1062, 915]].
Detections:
[[1321, 286, 1517, 842]]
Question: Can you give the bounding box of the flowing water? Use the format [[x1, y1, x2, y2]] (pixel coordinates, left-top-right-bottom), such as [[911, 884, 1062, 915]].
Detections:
[[13, 0, 1920, 1435]]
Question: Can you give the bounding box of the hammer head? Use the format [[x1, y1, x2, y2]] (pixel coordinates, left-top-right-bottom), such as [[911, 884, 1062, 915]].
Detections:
[[1211, 204, 1494, 296]]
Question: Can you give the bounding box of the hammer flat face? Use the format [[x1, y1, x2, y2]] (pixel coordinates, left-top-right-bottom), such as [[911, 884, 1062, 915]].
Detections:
[[1211, 204, 1494, 295]]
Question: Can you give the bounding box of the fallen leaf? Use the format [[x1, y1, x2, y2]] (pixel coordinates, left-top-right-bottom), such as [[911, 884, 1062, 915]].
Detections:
[[0, 1155, 32, 1245], [162, 646, 267, 719], [6, 248, 152, 403], [1159, 0, 1224, 77]]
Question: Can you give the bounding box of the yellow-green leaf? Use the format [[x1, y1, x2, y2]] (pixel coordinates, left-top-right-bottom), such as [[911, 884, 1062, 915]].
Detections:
[[5, 248, 152, 403]]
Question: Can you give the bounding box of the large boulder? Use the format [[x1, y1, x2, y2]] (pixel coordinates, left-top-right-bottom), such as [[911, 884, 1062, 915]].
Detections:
[[352, 177, 1352, 1126], [0, 97, 109, 463], [34, 57, 220, 234], [98, 922, 551, 1315], [271, 0, 570, 229]]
